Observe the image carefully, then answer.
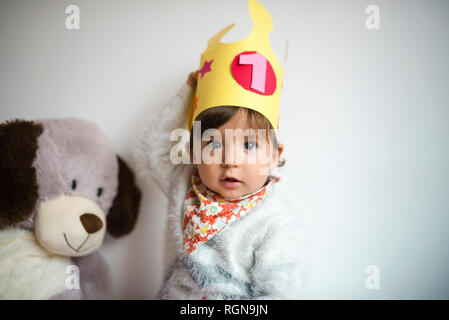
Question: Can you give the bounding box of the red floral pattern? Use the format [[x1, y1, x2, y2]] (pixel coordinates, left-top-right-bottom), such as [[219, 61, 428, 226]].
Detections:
[[183, 170, 279, 254]]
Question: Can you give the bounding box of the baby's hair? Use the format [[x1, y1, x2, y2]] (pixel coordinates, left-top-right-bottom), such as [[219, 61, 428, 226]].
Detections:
[[189, 106, 285, 167]]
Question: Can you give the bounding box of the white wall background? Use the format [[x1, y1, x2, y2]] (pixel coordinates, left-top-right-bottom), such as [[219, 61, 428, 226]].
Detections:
[[1, 0, 448, 299]]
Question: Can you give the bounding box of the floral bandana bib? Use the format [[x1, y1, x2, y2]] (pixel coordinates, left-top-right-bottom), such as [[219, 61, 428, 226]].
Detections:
[[183, 170, 279, 254]]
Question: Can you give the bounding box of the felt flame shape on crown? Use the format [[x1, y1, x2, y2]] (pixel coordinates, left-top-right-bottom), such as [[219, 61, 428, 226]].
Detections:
[[188, 0, 284, 131]]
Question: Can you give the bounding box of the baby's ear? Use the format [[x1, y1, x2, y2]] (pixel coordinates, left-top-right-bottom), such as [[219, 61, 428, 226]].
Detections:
[[106, 156, 142, 237], [0, 120, 43, 227], [268, 142, 284, 172], [277, 143, 284, 159]]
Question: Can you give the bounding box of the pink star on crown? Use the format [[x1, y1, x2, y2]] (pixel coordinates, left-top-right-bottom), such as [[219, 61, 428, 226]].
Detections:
[[199, 59, 214, 78]]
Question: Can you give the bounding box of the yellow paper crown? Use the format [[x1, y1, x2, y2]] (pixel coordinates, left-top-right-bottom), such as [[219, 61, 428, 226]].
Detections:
[[188, 0, 284, 131]]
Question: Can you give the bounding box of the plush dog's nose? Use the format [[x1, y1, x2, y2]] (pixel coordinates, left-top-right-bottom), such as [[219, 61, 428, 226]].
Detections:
[[80, 213, 103, 233]]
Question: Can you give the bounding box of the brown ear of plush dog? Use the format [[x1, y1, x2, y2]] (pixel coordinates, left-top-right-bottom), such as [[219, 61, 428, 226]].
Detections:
[[107, 156, 142, 237], [0, 119, 43, 227]]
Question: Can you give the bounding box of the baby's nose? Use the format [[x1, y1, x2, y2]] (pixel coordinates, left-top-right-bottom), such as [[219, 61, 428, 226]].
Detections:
[[222, 144, 244, 166]]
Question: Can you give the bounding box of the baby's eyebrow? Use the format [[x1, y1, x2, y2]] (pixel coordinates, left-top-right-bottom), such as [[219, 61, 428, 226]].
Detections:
[[244, 134, 258, 140]]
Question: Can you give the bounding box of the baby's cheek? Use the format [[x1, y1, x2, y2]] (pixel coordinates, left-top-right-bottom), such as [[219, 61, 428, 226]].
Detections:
[[245, 163, 268, 183], [196, 164, 218, 186]]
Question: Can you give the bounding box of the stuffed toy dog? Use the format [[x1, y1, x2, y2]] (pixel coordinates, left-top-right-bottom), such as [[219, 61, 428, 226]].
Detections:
[[0, 118, 141, 299]]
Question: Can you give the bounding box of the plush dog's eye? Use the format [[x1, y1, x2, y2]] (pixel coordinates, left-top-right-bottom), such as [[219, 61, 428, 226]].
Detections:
[[71, 179, 77, 190], [97, 187, 103, 197]]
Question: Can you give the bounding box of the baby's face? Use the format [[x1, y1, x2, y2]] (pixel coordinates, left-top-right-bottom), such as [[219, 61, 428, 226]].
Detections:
[[193, 111, 281, 199]]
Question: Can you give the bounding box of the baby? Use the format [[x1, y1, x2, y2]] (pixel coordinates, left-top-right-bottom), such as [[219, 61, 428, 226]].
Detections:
[[135, 74, 306, 300], [135, 0, 306, 299]]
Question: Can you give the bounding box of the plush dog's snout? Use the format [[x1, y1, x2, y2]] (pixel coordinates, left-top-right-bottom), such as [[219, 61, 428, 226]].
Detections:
[[80, 213, 103, 234], [35, 195, 106, 256]]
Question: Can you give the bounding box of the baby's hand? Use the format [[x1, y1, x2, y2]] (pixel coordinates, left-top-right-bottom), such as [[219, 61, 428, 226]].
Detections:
[[187, 71, 198, 88]]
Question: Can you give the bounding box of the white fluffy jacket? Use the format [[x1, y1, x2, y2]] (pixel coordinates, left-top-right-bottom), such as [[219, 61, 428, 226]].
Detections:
[[135, 84, 307, 299]]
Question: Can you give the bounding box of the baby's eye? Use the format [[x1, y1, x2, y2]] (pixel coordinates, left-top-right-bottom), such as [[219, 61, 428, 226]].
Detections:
[[208, 140, 222, 149], [244, 141, 258, 150]]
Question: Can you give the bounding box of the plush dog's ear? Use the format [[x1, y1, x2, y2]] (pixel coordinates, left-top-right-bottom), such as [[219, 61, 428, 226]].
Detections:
[[0, 119, 43, 227], [107, 156, 141, 237]]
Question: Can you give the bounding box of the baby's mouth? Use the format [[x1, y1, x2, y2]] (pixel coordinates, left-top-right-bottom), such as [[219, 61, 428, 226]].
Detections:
[[220, 177, 242, 188]]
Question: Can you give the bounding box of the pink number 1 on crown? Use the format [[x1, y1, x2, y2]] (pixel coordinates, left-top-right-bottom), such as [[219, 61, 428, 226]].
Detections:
[[231, 51, 277, 96]]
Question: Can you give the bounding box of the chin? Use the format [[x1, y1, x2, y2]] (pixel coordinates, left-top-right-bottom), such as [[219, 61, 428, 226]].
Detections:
[[219, 189, 245, 200]]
